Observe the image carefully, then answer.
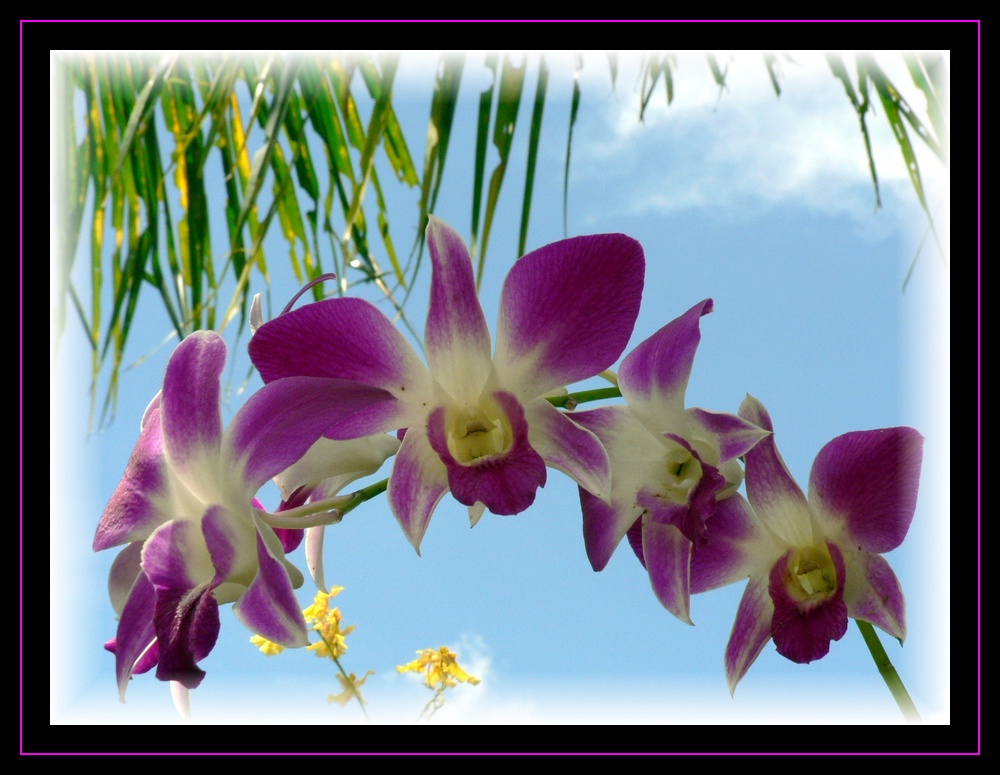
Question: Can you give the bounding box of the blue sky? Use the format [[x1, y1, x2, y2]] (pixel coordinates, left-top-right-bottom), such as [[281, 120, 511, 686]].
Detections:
[[49, 50, 950, 730]]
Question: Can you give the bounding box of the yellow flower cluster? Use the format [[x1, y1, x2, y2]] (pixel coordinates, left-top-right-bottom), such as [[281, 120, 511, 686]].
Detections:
[[304, 586, 355, 661], [327, 670, 375, 706], [249, 586, 355, 661], [396, 647, 481, 690]]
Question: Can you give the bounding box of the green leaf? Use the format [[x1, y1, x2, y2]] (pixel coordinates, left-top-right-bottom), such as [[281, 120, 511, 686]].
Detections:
[[477, 55, 527, 288], [518, 57, 548, 257], [563, 55, 582, 238]]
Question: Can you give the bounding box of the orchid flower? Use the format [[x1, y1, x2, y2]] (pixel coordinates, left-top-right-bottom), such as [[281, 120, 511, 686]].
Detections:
[[572, 300, 769, 623], [249, 216, 645, 552], [94, 331, 396, 697], [689, 394, 924, 693]]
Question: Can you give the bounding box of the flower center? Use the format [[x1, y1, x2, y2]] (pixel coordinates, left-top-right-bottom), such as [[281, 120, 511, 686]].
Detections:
[[660, 443, 704, 503], [785, 545, 838, 601], [446, 403, 512, 464]]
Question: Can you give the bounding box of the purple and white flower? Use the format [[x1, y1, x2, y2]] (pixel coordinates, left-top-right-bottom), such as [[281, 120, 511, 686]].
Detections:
[[249, 216, 645, 552], [689, 394, 924, 692], [572, 300, 769, 623], [94, 331, 396, 697]]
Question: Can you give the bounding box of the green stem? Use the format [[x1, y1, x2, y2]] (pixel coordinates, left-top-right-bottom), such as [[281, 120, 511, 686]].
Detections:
[[316, 629, 369, 721], [339, 477, 390, 518], [546, 385, 622, 410], [856, 619, 921, 722]]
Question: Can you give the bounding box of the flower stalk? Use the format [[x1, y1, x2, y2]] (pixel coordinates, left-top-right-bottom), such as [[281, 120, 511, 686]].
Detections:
[[856, 619, 921, 723]]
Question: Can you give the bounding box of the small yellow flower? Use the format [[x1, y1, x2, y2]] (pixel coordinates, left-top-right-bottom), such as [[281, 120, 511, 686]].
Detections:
[[249, 634, 285, 656], [302, 585, 345, 623], [397, 647, 481, 690], [303, 586, 355, 661], [327, 670, 375, 706]]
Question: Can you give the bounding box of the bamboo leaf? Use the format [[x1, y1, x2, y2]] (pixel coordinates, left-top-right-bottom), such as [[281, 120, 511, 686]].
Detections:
[[828, 53, 881, 208], [112, 54, 175, 180], [477, 55, 526, 287], [904, 53, 947, 153], [563, 55, 582, 238], [763, 52, 781, 96], [470, 54, 498, 265], [518, 57, 548, 257], [405, 54, 463, 306]]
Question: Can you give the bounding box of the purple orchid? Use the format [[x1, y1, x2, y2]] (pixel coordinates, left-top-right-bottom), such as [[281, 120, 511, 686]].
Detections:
[[94, 331, 396, 697], [572, 300, 769, 623], [689, 394, 924, 693], [249, 216, 645, 552]]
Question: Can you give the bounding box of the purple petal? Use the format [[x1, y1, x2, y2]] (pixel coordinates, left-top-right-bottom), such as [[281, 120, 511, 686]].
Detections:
[[641, 519, 693, 624], [768, 542, 848, 664], [493, 233, 645, 398], [809, 427, 924, 553], [572, 406, 661, 571], [724, 577, 775, 695], [141, 518, 222, 689], [739, 395, 813, 546], [690, 494, 764, 594], [843, 550, 907, 642], [639, 434, 726, 549], [231, 514, 309, 647], [626, 516, 645, 567], [112, 569, 158, 701], [618, 299, 713, 426], [249, 296, 432, 403], [226, 376, 400, 491], [424, 216, 493, 403], [579, 487, 625, 572], [427, 391, 546, 516], [524, 399, 611, 502], [149, 584, 220, 690], [688, 407, 771, 464], [161, 331, 226, 499], [142, 519, 216, 593], [94, 403, 168, 552], [387, 427, 450, 553]]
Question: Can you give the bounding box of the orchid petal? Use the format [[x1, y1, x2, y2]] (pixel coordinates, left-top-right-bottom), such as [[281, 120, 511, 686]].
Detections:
[[579, 488, 629, 573], [690, 494, 773, 594], [425, 216, 493, 403], [768, 542, 849, 664], [305, 525, 327, 591], [94, 403, 168, 551], [149, 583, 220, 690], [468, 501, 486, 527], [843, 550, 907, 642], [809, 427, 924, 553], [231, 513, 309, 647], [688, 407, 770, 465], [112, 570, 158, 701], [739, 395, 814, 547], [141, 517, 223, 689], [387, 427, 450, 554], [524, 399, 611, 502], [427, 391, 546, 516], [724, 577, 774, 695], [225, 377, 400, 492], [618, 299, 713, 429], [273, 435, 400, 502], [249, 296, 433, 407], [641, 519, 693, 624], [493, 233, 645, 398], [160, 331, 226, 502], [640, 434, 727, 549], [108, 541, 144, 616], [572, 406, 664, 570]]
